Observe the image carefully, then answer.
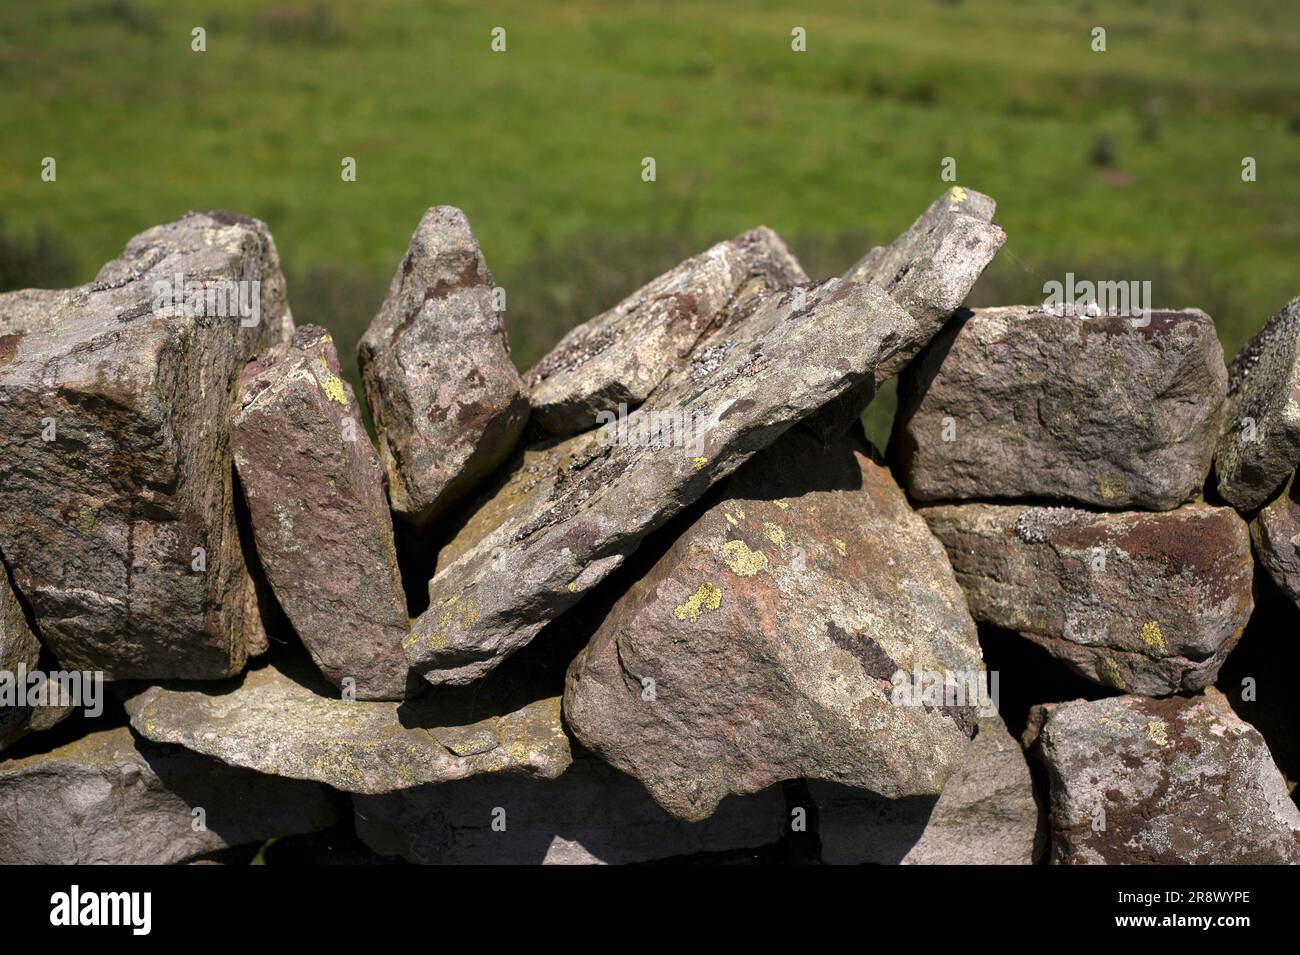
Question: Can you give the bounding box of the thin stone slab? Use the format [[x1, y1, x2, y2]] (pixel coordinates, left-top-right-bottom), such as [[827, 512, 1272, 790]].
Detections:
[[0, 726, 338, 864], [920, 502, 1254, 695], [895, 306, 1228, 509], [1215, 294, 1300, 511], [524, 227, 808, 436], [0, 211, 292, 679], [404, 278, 920, 686], [1029, 691, 1300, 864], [357, 206, 529, 526], [121, 656, 570, 794], [233, 325, 411, 700]]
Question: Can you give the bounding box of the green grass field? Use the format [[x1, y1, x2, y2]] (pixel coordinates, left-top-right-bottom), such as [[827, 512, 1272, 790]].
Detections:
[[3, 0, 1298, 444]]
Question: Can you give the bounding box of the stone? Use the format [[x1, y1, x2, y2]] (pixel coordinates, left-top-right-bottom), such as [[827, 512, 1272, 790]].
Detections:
[[0, 726, 337, 864], [1251, 473, 1300, 608], [0, 211, 292, 680], [404, 278, 921, 685], [812, 715, 1042, 865], [895, 306, 1228, 509], [232, 325, 411, 700], [354, 753, 786, 864], [1030, 691, 1300, 864], [121, 655, 570, 794], [920, 502, 1254, 696], [564, 426, 983, 822], [357, 206, 529, 526], [524, 227, 807, 436], [1, 559, 44, 749], [1215, 294, 1300, 511], [816, 187, 1004, 431]]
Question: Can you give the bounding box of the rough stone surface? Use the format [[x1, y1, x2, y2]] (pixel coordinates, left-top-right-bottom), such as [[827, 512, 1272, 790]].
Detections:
[[812, 715, 1042, 865], [354, 753, 785, 864], [1, 560, 43, 749], [0, 211, 291, 680], [524, 227, 808, 436], [404, 278, 921, 685], [121, 656, 571, 794], [564, 426, 983, 821], [1031, 691, 1300, 864], [232, 325, 411, 700], [895, 306, 1228, 509], [0, 726, 338, 864], [844, 186, 1004, 385], [1215, 294, 1300, 511], [921, 502, 1254, 695], [357, 206, 529, 526], [1251, 473, 1300, 608]]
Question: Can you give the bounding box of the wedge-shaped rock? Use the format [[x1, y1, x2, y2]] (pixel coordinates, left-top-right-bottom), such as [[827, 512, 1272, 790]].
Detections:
[[233, 325, 411, 700], [564, 426, 983, 821], [0, 211, 292, 679], [524, 227, 808, 436], [121, 657, 570, 794], [1030, 691, 1300, 864], [1, 560, 43, 749], [1252, 474, 1300, 608], [354, 754, 785, 864], [843, 186, 1004, 376], [0, 726, 338, 864], [896, 307, 1228, 509], [404, 279, 920, 685], [921, 502, 1253, 696], [812, 714, 1042, 865], [358, 206, 529, 525], [1215, 294, 1300, 511]]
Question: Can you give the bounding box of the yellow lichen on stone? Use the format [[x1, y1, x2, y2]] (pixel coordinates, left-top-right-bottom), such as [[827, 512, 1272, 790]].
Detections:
[[1140, 620, 1166, 651], [76, 505, 96, 537], [832, 538, 847, 557], [721, 539, 768, 577], [774, 500, 790, 510], [692, 457, 708, 471], [1147, 719, 1168, 747], [1099, 476, 1126, 500], [762, 521, 786, 549], [948, 185, 968, 205], [674, 581, 722, 622], [724, 513, 737, 526], [1100, 656, 1127, 689], [317, 357, 349, 406]]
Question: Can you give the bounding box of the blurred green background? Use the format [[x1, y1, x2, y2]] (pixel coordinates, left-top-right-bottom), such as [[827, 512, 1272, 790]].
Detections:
[[2, 0, 1298, 443]]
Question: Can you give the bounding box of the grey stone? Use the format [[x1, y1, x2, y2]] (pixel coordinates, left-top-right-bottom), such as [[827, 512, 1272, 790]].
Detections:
[[232, 325, 411, 700], [1030, 690, 1300, 864], [404, 278, 920, 686], [354, 753, 785, 864], [0, 726, 338, 864], [1251, 472, 1300, 609], [1215, 294, 1300, 511], [121, 656, 570, 794], [357, 206, 529, 526], [524, 227, 807, 436], [0, 211, 291, 680], [895, 306, 1228, 509], [564, 426, 983, 821], [920, 502, 1254, 695]]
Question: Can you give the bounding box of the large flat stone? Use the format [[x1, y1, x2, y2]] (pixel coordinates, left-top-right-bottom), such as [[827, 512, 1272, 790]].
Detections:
[[353, 754, 786, 864], [1215, 294, 1300, 511], [232, 325, 411, 700], [357, 207, 529, 526], [0, 726, 338, 864], [524, 227, 807, 436], [121, 656, 570, 794], [920, 502, 1254, 695], [1029, 691, 1300, 864], [564, 426, 983, 821], [895, 306, 1228, 509], [0, 211, 292, 679], [403, 278, 920, 686]]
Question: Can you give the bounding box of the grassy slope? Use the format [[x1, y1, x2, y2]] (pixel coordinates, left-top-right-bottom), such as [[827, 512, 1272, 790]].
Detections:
[[2, 0, 1298, 442]]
